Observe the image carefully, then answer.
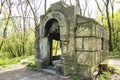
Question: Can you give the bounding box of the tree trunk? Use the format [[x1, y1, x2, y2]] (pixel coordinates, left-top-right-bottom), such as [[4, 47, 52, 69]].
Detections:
[[45, 0, 47, 13], [76, 0, 82, 15], [0, 0, 11, 50], [106, 0, 113, 51]]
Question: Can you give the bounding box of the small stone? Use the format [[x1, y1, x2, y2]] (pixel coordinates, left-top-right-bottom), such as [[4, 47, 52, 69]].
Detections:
[[21, 59, 28, 64]]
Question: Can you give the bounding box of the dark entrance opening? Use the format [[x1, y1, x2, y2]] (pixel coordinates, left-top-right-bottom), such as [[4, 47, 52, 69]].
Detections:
[[45, 18, 61, 66]]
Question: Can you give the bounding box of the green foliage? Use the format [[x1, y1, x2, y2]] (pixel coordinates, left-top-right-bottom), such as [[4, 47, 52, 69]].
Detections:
[[99, 71, 112, 80], [109, 51, 120, 58], [26, 56, 37, 71], [27, 60, 37, 71], [0, 55, 37, 71], [108, 64, 120, 75], [71, 75, 79, 80], [52, 40, 61, 56], [0, 56, 24, 67], [112, 10, 120, 49], [109, 42, 120, 58], [97, 9, 120, 52], [0, 28, 35, 59]]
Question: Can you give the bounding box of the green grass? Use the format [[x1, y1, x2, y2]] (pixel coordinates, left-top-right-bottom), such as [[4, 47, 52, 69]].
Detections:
[[99, 71, 112, 80], [71, 75, 79, 80], [26, 60, 37, 71], [25, 55, 38, 71], [0, 57, 23, 67], [0, 55, 34, 68], [98, 64, 120, 80], [108, 64, 120, 75], [109, 51, 120, 58], [0, 55, 38, 71]]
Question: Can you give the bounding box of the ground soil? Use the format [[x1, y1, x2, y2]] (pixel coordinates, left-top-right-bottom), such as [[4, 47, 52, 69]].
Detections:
[[0, 59, 120, 80], [0, 63, 67, 80], [108, 58, 120, 80]]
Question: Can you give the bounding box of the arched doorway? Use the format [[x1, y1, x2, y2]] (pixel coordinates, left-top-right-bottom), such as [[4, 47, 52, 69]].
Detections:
[[37, 11, 68, 74], [44, 18, 61, 66]]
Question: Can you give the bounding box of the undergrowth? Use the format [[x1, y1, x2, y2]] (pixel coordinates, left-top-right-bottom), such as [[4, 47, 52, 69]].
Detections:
[[0, 56, 25, 68], [108, 64, 120, 75], [26, 56, 37, 71], [98, 64, 120, 80], [71, 75, 79, 80], [99, 71, 112, 80], [109, 51, 120, 58], [0, 55, 36, 69]]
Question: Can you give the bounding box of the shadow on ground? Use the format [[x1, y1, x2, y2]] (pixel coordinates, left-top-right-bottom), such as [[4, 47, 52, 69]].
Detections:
[[0, 59, 120, 80], [0, 65, 62, 80]]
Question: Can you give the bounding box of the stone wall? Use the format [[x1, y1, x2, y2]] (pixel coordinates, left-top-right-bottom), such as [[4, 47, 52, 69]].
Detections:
[[75, 16, 108, 76]]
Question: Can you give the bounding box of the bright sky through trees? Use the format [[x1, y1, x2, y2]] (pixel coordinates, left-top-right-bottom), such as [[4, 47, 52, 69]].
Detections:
[[45, 0, 120, 18], [0, 0, 119, 20]]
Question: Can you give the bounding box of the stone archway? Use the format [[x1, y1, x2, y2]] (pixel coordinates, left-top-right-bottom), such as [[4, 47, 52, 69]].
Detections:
[[44, 18, 61, 65], [41, 11, 68, 41], [38, 11, 69, 70]]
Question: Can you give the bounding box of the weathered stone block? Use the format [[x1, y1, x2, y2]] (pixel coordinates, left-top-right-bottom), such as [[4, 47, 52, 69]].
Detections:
[[95, 25, 105, 38], [100, 50, 108, 62], [92, 38, 101, 51], [83, 37, 96, 51], [64, 6, 79, 17], [76, 23, 92, 37], [91, 24, 96, 36], [77, 52, 95, 66], [96, 38, 102, 50], [83, 37, 104, 51], [104, 40, 109, 50], [39, 38, 49, 60], [49, 1, 67, 12], [78, 65, 97, 77], [95, 51, 101, 64], [75, 38, 83, 50], [95, 25, 108, 39], [62, 64, 71, 76], [76, 15, 94, 24]]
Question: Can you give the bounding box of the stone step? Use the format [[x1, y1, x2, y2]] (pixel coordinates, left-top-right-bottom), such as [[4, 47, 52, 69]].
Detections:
[[41, 67, 57, 75]]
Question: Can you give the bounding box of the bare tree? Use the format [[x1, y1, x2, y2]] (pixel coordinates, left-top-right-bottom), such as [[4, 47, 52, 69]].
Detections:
[[104, 0, 113, 51], [76, 0, 82, 15], [0, 0, 44, 58], [45, 0, 47, 13], [26, 0, 42, 58], [87, 8, 93, 18], [0, 0, 12, 50], [69, 0, 72, 5], [95, 0, 113, 51], [83, 0, 90, 16], [110, 0, 115, 47], [95, 0, 104, 24], [26, 0, 40, 28], [110, 0, 114, 27], [0, 0, 5, 14]]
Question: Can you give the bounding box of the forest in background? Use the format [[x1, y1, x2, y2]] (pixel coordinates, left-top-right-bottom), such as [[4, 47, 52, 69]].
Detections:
[[0, 0, 120, 61]]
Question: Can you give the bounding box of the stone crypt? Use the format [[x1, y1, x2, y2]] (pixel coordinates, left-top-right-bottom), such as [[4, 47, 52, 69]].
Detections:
[[35, 1, 108, 77]]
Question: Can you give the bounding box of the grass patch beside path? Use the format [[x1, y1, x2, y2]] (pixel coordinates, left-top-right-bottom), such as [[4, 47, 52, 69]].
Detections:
[[109, 52, 120, 58], [108, 64, 120, 75], [24, 55, 38, 71], [0, 55, 34, 68]]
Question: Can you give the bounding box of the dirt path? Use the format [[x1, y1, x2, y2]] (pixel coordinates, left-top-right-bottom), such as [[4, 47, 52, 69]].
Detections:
[[0, 63, 64, 80], [108, 58, 120, 80], [108, 58, 120, 68], [0, 59, 120, 80]]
